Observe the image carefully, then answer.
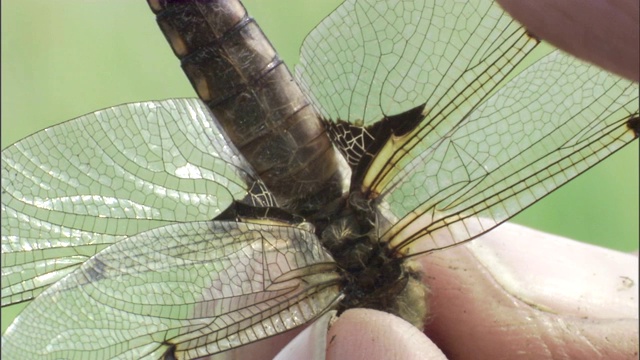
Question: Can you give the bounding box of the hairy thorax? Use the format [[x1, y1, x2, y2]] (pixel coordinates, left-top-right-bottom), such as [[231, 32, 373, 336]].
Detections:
[[320, 192, 428, 329]]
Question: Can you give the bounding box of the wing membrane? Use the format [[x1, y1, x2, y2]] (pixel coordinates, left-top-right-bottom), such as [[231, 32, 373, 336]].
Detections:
[[296, 0, 537, 127], [1, 99, 264, 306], [380, 51, 638, 252], [2, 221, 340, 359]]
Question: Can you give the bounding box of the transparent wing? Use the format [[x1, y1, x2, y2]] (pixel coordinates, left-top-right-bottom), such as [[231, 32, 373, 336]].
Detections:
[[1, 221, 340, 359], [1, 98, 266, 306], [378, 51, 638, 252], [296, 0, 537, 126]]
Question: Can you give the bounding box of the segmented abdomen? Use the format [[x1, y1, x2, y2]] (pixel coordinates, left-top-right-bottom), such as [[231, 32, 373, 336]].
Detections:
[[148, 0, 347, 214]]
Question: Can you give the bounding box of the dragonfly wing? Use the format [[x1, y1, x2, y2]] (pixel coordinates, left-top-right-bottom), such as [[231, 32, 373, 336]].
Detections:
[[296, 0, 537, 127], [1, 98, 269, 306], [1, 221, 340, 359], [377, 50, 638, 252]]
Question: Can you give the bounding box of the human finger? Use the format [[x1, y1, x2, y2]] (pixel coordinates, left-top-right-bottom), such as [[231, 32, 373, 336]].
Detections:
[[497, 0, 639, 81], [421, 222, 638, 359]]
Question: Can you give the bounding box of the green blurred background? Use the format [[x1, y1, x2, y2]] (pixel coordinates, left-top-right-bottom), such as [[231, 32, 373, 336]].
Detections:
[[2, 0, 638, 334]]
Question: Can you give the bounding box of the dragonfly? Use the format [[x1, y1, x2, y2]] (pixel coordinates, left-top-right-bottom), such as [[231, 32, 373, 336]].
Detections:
[[2, 0, 636, 360]]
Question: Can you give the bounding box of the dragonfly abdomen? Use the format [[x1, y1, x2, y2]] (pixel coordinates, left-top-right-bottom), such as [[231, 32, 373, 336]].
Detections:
[[148, 0, 347, 215]]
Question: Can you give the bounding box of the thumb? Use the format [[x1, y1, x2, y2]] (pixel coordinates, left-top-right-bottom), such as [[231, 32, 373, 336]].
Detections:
[[421, 222, 638, 359]]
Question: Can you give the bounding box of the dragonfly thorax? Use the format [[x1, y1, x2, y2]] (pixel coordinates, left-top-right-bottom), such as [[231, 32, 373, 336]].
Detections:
[[320, 191, 428, 328]]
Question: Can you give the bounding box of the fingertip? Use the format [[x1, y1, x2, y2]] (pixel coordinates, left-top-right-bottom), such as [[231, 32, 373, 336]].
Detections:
[[497, 0, 639, 81], [326, 309, 447, 360]]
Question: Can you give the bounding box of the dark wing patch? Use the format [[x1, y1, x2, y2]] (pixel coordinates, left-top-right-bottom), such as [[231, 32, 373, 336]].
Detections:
[[627, 115, 640, 138], [324, 103, 426, 192], [245, 180, 278, 208], [324, 119, 375, 168]]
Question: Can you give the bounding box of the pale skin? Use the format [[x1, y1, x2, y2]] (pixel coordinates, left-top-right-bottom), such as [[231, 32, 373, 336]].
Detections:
[[223, 0, 639, 358], [498, 0, 639, 82]]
